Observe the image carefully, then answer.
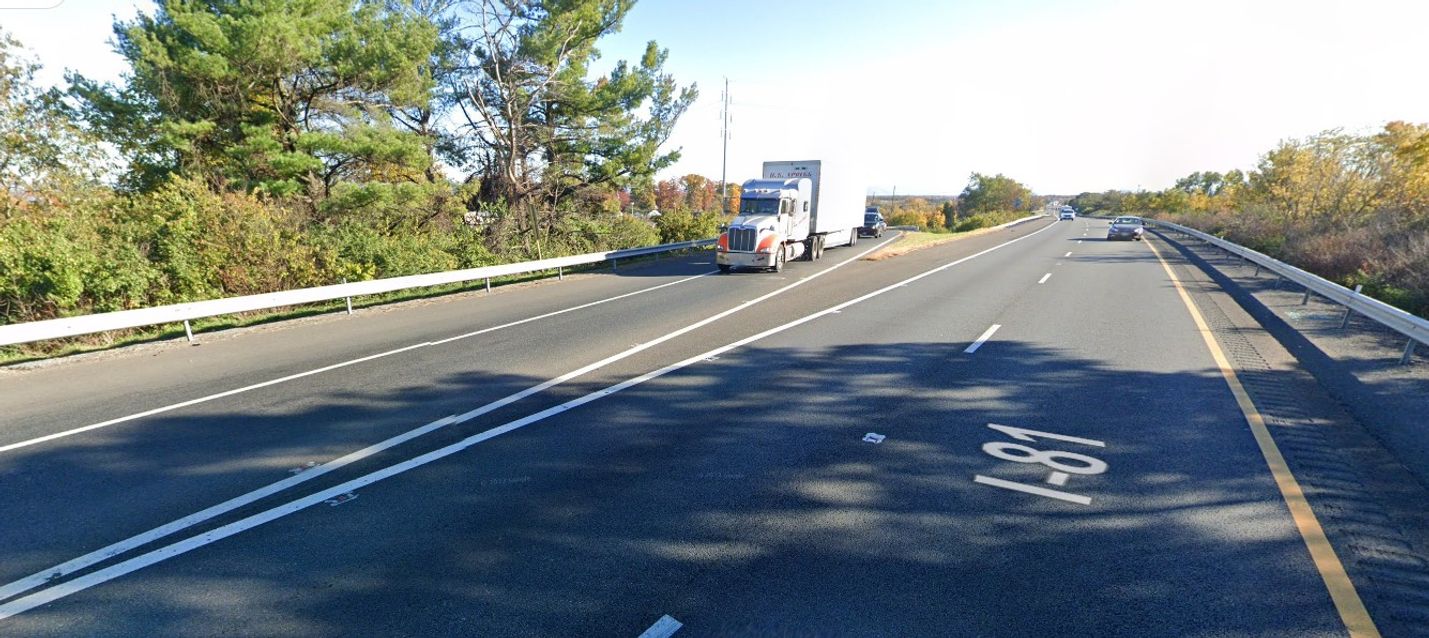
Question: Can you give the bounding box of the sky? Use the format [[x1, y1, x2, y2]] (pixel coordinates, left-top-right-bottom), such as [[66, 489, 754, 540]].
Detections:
[[3, 0, 1429, 195]]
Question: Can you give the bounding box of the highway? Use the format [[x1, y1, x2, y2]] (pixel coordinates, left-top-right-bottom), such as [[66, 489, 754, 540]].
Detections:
[[1, 217, 1424, 636]]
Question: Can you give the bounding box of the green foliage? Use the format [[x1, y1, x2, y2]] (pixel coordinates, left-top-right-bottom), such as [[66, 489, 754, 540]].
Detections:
[[655, 209, 723, 243], [1, 3, 707, 346], [77, 0, 441, 200], [953, 211, 1024, 232], [959, 173, 1035, 217]]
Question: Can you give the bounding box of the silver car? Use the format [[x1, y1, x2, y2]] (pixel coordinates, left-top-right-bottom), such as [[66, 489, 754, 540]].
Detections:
[[1107, 216, 1145, 241]]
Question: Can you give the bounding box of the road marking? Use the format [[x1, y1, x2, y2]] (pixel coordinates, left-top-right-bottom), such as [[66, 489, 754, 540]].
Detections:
[[863, 433, 886, 444], [965, 324, 1002, 354], [1037, 273, 1051, 284], [1047, 472, 1070, 486], [0, 270, 720, 455], [1064, 251, 1072, 257], [0, 232, 904, 603], [1077, 240, 1083, 245], [0, 224, 1057, 619], [974, 475, 1090, 505], [638, 615, 683, 638], [1144, 238, 1380, 638]]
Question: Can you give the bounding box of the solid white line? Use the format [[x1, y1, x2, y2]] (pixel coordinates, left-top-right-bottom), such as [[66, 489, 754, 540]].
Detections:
[[0, 225, 1053, 619], [974, 475, 1091, 505], [0, 233, 902, 603], [0, 271, 719, 455], [964, 324, 1002, 354], [638, 615, 684, 638], [1037, 273, 1051, 284]]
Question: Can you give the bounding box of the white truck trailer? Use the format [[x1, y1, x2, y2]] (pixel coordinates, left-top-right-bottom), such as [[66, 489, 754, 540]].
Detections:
[[716, 160, 865, 273]]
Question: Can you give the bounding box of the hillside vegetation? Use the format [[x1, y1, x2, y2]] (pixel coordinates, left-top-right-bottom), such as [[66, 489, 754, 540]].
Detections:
[[1071, 123, 1429, 317], [0, 2, 731, 355]]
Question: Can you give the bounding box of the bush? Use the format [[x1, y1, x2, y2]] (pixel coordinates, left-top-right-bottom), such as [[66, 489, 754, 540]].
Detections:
[[655, 209, 723, 243]]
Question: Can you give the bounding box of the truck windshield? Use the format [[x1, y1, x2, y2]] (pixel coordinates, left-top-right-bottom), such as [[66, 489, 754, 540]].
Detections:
[[740, 198, 780, 215]]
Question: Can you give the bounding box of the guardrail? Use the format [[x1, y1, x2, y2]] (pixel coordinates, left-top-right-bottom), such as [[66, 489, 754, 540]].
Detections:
[[0, 238, 714, 348], [1146, 219, 1428, 364]]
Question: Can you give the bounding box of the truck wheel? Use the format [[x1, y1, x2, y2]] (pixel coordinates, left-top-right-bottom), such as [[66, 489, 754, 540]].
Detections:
[[848, 231, 857, 247], [816, 235, 826, 259], [718, 264, 732, 274], [804, 238, 817, 261], [773, 248, 786, 273]]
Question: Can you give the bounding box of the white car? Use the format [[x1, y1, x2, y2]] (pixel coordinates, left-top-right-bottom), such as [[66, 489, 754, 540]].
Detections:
[[1058, 208, 1075, 220]]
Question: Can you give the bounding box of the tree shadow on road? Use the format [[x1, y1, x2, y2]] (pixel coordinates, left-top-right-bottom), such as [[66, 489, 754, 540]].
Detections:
[[0, 340, 1356, 637]]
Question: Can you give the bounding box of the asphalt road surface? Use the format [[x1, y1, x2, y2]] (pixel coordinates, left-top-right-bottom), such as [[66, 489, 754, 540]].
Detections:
[[0, 218, 1409, 636]]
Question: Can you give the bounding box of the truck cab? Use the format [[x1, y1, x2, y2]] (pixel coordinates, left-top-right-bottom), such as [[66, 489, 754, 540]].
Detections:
[[717, 178, 811, 272]]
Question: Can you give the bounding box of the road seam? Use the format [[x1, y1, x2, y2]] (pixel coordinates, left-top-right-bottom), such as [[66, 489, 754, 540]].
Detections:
[[1145, 237, 1381, 638]]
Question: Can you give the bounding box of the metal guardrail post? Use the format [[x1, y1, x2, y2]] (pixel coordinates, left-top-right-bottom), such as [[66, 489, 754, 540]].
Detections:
[[485, 277, 491, 294], [183, 320, 195, 343], [1150, 218, 1428, 366], [343, 278, 353, 315], [558, 266, 564, 281], [612, 258, 619, 271], [1341, 285, 1362, 329]]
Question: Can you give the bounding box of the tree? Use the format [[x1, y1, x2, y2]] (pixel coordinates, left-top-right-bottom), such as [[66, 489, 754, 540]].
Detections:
[[680, 173, 716, 212], [0, 30, 108, 216], [653, 177, 683, 213], [72, 0, 443, 212], [451, 0, 696, 254], [958, 173, 1033, 216]]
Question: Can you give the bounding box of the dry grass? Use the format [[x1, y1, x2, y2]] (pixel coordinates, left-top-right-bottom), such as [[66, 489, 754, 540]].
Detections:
[[865, 226, 1009, 261]]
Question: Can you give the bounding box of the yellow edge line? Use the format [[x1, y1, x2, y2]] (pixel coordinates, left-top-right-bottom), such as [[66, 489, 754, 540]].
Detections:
[[1145, 236, 1380, 638]]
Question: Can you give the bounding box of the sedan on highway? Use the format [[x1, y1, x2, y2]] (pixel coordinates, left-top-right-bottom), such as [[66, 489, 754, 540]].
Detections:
[[1107, 216, 1145, 240], [860, 211, 887, 237]]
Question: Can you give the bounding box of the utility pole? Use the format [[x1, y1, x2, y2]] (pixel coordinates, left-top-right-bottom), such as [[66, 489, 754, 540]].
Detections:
[[720, 77, 730, 215], [889, 185, 896, 215]]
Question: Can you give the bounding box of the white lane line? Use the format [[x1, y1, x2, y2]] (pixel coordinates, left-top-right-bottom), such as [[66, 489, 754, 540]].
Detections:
[[0, 233, 901, 603], [1064, 251, 1072, 257], [964, 324, 1002, 354], [974, 475, 1091, 505], [1037, 273, 1051, 284], [1077, 240, 1083, 245], [0, 225, 1054, 619], [0, 271, 719, 455], [638, 615, 684, 638]]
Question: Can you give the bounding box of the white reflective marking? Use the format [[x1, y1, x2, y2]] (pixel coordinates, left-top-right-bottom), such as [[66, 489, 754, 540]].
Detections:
[[863, 433, 886, 444], [639, 615, 684, 638], [1038, 273, 1051, 284], [1047, 472, 1070, 486], [965, 324, 1002, 354], [974, 475, 1091, 505]]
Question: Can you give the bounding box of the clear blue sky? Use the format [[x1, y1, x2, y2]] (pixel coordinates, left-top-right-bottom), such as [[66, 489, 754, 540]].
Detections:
[[5, 0, 1429, 195]]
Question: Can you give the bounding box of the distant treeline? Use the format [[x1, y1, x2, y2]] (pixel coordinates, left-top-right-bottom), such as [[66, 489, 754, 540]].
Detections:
[[871, 173, 1045, 233], [1070, 122, 1429, 317]]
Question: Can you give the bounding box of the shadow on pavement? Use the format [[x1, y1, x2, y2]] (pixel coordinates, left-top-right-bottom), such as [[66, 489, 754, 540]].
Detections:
[[0, 339, 1347, 637]]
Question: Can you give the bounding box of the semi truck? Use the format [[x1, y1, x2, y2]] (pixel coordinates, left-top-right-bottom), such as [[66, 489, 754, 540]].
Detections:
[[716, 160, 866, 273]]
